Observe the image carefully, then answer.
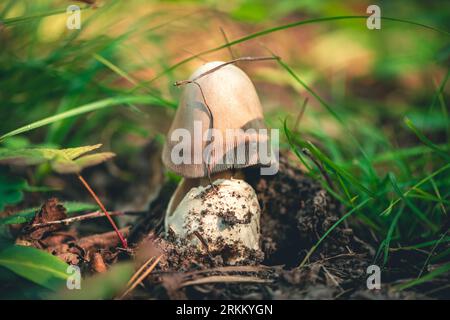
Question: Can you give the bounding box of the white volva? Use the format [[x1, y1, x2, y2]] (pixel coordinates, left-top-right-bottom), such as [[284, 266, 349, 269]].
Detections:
[[165, 178, 261, 263]]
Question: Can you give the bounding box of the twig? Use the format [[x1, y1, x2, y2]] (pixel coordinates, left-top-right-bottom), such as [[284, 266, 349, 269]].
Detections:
[[219, 27, 236, 60], [294, 97, 309, 132], [174, 78, 217, 189], [151, 265, 275, 279], [300, 253, 361, 267], [193, 230, 216, 265], [174, 56, 279, 86], [191, 81, 216, 188], [77, 174, 128, 248], [321, 265, 343, 291], [185, 265, 273, 276], [181, 275, 271, 288], [119, 254, 163, 299], [30, 210, 125, 228], [193, 230, 210, 253], [126, 255, 156, 287], [49, 227, 130, 252]]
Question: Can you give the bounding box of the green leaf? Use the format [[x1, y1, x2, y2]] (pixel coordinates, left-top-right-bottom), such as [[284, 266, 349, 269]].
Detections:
[[0, 245, 69, 291], [0, 144, 115, 174], [394, 262, 450, 291], [0, 201, 98, 225], [73, 152, 116, 169], [0, 148, 47, 166], [54, 144, 103, 160]]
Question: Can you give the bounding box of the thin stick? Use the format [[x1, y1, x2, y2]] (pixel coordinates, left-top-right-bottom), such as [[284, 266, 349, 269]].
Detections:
[[181, 275, 271, 288], [30, 210, 124, 228], [220, 27, 236, 60], [294, 97, 309, 132], [49, 227, 130, 252], [77, 174, 128, 249], [301, 253, 360, 267], [175, 79, 216, 188], [119, 254, 163, 299], [193, 230, 210, 252], [126, 256, 156, 287], [193, 230, 217, 265], [321, 265, 343, 290], [184, 265, 273, 276], [174, 56, 279, 86], [192, 81, 216, 187]]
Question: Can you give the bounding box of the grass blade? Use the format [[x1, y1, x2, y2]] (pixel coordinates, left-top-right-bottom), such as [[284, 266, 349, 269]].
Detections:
[[404, 117, 450, 161], [144, 15, 450, 84], [0, 96, 170, 141], [388, 173, 438, 231], [394, 262, 450, 291]]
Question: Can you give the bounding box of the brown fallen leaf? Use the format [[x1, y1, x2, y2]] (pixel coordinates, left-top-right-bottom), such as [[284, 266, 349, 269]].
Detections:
[[22, 198, 68, 241]]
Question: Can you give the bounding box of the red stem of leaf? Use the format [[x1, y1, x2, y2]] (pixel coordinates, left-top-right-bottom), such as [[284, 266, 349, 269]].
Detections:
[[77, 174, 128, 249]]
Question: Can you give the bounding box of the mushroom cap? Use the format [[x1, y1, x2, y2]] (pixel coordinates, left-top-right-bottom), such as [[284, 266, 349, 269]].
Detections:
[[162, 61, 270, 178]]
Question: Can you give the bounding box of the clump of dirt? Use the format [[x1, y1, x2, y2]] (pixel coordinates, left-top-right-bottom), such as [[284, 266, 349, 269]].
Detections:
[[246, 156, 366, 267], [217, 209, 252, 225]]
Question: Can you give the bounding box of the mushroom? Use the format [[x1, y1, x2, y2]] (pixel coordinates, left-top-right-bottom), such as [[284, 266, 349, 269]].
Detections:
[[162, 60, 276, 263]]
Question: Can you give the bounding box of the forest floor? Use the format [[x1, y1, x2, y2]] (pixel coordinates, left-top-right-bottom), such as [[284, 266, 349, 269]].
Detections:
[[8, 149, 448, 300]]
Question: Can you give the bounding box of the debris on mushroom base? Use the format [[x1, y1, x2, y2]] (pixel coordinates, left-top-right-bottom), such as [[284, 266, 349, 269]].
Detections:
[[165, 178, 263, 264]]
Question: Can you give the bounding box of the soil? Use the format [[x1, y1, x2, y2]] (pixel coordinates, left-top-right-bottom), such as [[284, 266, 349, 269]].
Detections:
[[7, 149, 449, 299], [124, 155, 448, 300], [124, 155, 378, 299]]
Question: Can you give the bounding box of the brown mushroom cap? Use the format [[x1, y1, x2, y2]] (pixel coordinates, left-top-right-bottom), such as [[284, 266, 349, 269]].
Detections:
[[162, 61, 270, 178]]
